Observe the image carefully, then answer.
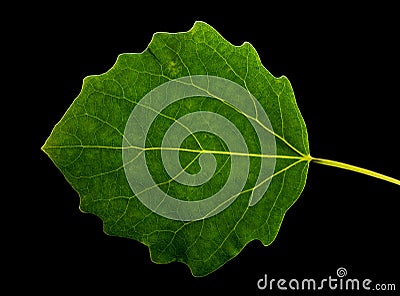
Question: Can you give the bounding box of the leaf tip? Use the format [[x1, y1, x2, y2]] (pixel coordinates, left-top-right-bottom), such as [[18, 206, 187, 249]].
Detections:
[[40, 139, 50, 155]]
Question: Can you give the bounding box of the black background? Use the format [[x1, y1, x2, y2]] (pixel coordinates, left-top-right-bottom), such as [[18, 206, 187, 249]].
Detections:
[[17, 3, 399, 294]]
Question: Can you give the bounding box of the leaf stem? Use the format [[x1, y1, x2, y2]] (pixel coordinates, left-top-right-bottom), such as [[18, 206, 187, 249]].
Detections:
[[310, 157, 400, 186]]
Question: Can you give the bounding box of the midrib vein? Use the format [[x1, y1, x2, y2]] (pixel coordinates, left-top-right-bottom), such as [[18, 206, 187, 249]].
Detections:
[[43, 144, 304, 160]]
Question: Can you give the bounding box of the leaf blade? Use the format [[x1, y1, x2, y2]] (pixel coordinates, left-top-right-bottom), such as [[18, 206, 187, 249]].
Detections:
[[42, 21, 310, 276]]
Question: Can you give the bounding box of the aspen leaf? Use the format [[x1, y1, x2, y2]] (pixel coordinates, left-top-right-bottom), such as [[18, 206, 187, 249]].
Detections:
[[42, 21, 399, 277]]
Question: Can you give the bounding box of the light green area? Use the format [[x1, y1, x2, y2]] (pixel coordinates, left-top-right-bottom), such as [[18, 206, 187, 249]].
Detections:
[[121, 75, 278, 221]]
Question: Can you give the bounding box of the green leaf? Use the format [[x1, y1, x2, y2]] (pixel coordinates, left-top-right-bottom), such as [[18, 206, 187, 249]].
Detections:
[[41, 21, 399, 277]]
